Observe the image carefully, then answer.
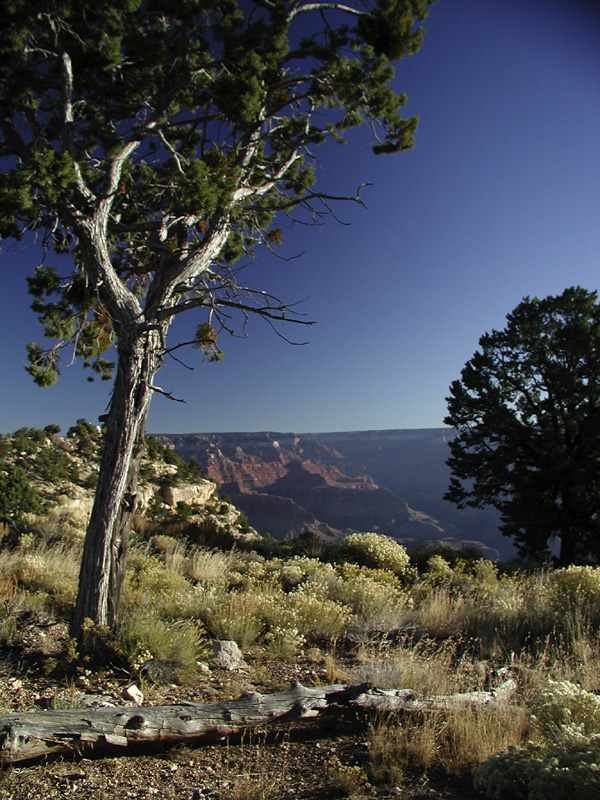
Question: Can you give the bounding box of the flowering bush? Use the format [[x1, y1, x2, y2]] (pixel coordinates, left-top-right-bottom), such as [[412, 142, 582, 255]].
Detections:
[[532, 680, 600, 742], [264, 625, 306, 657], [286, 585, 352, 639], [341, 532, 411, 578], [474, 681, 600, 800], [543, 566, 600, 621]]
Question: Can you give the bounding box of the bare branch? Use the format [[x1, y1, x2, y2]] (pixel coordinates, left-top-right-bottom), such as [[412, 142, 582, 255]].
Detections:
[[287, 1, 367, 22], [150, 384, 186, 403]]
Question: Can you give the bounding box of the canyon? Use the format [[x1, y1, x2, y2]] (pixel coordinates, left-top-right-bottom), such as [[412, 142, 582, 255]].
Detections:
[[156, 429, 509, 559]]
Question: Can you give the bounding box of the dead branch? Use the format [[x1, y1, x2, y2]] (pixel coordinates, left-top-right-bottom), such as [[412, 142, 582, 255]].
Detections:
[[0, 680, 518, 764]]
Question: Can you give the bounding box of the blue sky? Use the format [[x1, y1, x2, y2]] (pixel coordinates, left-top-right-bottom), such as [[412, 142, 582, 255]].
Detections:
[[1, 0, 599, 435]]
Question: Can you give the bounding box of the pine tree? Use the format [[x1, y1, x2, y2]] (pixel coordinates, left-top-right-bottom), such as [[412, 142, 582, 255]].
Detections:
[[0, 0, 436, 636], [445, 287, 600, 565]]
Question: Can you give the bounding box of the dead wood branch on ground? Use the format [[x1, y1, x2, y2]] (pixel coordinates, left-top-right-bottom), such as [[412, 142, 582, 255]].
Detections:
[[0, 679, 518, 764]]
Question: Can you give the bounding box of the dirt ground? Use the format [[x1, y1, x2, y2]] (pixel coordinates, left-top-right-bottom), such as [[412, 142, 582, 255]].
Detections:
[[0, 610, 481, 800]]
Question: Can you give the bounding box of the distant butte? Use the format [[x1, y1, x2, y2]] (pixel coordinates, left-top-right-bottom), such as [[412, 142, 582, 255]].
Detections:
[[155, 430, 508, 559]]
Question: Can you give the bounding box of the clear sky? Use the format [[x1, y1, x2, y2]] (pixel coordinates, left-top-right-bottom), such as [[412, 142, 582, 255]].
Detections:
[[1, 0, 599, 436]]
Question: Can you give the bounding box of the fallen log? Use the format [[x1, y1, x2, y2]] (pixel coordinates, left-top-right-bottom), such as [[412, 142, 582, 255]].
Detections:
[[0, 679, 518, 764], [353, 678, 518, 712]]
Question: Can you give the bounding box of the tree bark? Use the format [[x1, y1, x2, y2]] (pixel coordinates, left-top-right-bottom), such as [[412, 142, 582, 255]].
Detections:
[[0, 681, 518, 764], [71, 325, 166, 639]]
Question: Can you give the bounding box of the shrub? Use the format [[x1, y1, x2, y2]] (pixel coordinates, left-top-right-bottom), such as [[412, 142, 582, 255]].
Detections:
[[12, 543, 79, 615], [35, 447, 79, 483], [474, 680, 600, 800], [117, 611, 207, 684], [340, 532, 411, 578], [331, 564, 410, 630], [198, 588, 265, 647], [123, 550, 190, 617], [543, 566, 600, 623], [67, 418, 100, 456], [188, 547, 235, 583], [0, 465, 43, 523], [264, 625, 306, 658], [409, 542, 487, 575], [286, 585, 351, 640]]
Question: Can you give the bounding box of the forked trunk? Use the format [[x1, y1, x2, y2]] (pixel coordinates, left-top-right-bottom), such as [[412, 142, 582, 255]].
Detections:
[[70, 327, 164, 639]]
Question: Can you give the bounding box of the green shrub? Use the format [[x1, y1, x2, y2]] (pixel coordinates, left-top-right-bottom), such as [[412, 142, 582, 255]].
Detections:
[[67, 418, 100, 456], [341, 532, 411, 578], [35, 447, 79, 483], [198, 588, 265, 647], [180, 456, 203, 482], [475, 680, 600, 800], [0, 465, 43, 523], [409, 542, 487, 575], [13, 545, 79, 615], [543, 566, 600, 622], [124, 550, 190, 616], [117, 611, 207, 683], [286, 585, 351, 640]]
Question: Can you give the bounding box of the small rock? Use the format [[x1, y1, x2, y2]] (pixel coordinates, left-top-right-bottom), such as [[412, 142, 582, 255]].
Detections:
[[209, 640, 247, 671], [122, 684, 144, 705]]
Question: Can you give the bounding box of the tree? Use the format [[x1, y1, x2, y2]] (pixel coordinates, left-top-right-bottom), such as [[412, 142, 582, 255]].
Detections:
[[444, 287, 600, 565], [0, 0, 435, 638]]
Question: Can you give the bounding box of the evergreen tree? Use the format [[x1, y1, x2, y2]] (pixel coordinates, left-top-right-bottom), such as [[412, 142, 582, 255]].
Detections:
[[0, 466, 42, 524], [0, 0, 436, 636], [445, 287, 600, 565]]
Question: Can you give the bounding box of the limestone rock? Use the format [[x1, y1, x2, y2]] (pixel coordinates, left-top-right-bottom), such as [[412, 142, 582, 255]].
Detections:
[[210, 640, 247, 672], [159, 480, 216, 508], [122, 684, 144, 706]]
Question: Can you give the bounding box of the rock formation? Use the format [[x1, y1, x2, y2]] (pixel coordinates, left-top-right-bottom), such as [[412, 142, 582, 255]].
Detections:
[[155, 430, 506, 557]]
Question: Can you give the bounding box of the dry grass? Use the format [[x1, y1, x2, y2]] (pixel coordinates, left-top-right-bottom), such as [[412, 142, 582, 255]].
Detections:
[[188, 546, 236, 583], [368, 702, 528, 784], [218, 731, 290, 800], [352, 636, 473, 696], [3, 522, 600, 794]]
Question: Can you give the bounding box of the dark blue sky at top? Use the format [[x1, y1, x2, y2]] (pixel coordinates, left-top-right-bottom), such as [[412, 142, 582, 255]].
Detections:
[[1, 0, 599, 435]]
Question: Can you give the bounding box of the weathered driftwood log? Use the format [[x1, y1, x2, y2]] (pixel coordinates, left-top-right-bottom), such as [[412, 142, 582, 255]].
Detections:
[[0, 680, 517, 764]]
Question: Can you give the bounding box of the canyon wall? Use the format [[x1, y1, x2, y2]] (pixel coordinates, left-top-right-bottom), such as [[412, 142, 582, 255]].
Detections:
[[156, 429, 508, 558]]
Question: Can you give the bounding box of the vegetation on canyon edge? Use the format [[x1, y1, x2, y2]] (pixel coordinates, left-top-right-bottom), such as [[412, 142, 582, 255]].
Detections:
[[1, 425, 600, 798]]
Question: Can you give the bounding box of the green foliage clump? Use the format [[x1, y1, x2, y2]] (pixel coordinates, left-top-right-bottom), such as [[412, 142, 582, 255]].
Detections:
[[124, 550, 190, 613], [35, 447, 79, 483], [543, 566, 600, 622], [0, 465, 43, 523], [340, 532, 411, 577], [67, 418, 101, 456], [13, 545, 79, 615], [475, 681, 600, 800], [117, 611, 207, 684], [409, 542, 488, 575], [144, 437, 203, 484]]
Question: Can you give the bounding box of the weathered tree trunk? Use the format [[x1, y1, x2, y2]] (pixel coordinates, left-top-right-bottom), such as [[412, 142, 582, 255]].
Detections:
[[0, 681, 518, 764], [71, 325, 166, 639]]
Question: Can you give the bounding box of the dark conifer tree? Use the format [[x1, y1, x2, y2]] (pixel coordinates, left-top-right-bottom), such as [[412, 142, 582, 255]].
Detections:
[[445, 287, 600, 565]]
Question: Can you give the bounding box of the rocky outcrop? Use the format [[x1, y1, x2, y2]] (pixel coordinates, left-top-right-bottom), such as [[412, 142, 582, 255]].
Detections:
[[159, 480, 216, 509]]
